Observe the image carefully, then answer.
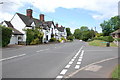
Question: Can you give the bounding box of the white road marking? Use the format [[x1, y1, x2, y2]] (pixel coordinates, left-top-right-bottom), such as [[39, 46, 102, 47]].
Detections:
[[56, 76, 63, 78], [80, 50, 84, 57], [64, 57, 118, 78], [71, 59, 75, 61], [56, 46, 84, 78], [36, 49, 49, 52], [79, 56, 82, 59], [75, 65, 80, 69], [73, 56, 77, 59], [65, 65, 71, 68], [78, 58, 82, 61], [60, 69, 68, 75], [0, 54, 26, 61], [77, 62, 81, 64], [69, 61, 73, 64], [84, 65, 102, 72]]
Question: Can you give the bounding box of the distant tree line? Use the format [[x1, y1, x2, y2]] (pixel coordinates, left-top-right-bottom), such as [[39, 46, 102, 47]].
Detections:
[[74, 26, 96, 41]]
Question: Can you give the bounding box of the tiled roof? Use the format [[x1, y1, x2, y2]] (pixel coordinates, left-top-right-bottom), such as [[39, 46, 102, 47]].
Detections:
[[16, 13, 53, 30], [111, 29, 120, 34], [4, 21, 24, 35], [56, 27, 65, 32]]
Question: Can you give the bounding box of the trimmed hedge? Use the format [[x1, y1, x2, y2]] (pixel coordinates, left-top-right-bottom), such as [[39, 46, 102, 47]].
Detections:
[[0, 25, 12, 47]]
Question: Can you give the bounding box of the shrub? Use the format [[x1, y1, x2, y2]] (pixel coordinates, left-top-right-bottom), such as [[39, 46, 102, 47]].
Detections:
[[51, 34, 54, 38], [57, 39, 62, 43], [49, 37, 56, 42], [0, 25, 12, 47], [94, 36, 114, 42], [67, 35, 74, 41], [115, 38, 120, 42], [61, 37, 67, 41], [25, 28, 43, 45], [30, 38, 39, 45], [104, 36, 114, 42]]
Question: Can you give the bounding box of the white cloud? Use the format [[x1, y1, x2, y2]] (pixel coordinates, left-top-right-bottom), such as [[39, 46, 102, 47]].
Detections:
[[0, 0, 119, 22], [30, 0, 119, 19]]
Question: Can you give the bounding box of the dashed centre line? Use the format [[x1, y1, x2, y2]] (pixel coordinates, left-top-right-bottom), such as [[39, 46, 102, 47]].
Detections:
[[65, 65, 71, 69], [77, 62, 81, 65], [56, 46, 84, 79], [60, 69, 68, 75], [75, 65, 80, 69]]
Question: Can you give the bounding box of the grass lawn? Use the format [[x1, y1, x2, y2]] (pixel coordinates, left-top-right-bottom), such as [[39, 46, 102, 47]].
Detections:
[[112, 65, 120, 79], [88, 40, 117, 47]]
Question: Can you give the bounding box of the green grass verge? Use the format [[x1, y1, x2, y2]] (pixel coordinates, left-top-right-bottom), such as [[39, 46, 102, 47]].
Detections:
[[88, 40, 117, 47], [112, 65, 120, 79]]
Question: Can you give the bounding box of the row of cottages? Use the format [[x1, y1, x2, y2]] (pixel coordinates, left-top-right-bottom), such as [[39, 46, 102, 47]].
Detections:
[[1, 9, 67, 45]]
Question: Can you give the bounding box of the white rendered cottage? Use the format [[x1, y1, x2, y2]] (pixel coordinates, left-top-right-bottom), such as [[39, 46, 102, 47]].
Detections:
[[2, 21, 24, 44], [55, 23, 67, 40]]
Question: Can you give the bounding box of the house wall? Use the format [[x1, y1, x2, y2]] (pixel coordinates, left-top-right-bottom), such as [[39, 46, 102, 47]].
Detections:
[[9, 35, 18, 44], [9, 35, 23, 45], [11, 14, 26, 41]]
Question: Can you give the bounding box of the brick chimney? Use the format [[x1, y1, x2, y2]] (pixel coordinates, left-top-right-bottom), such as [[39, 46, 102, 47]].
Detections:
[[40, 14, 44, 21], [26, 9, 33, 18], [56, 23, 58, 27]]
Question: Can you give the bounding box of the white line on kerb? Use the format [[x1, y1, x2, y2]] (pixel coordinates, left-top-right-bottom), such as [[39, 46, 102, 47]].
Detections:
[[60, 69, 67, 75], [0, 54, 26, 62]]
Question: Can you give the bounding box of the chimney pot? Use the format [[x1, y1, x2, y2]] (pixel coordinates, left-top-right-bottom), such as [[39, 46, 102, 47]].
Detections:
[[26, 9, 33, 18], [56, 23, 58, 27], [40, 14, 44, 21]]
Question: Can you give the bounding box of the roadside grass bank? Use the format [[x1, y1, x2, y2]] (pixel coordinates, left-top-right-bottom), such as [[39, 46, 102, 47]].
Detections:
[[88, 40, 117, 47], [112, 65, 120, 79]]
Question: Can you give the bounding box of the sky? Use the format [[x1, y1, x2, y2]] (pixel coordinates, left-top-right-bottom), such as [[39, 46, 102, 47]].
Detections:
[[0, 0, 119, 33]]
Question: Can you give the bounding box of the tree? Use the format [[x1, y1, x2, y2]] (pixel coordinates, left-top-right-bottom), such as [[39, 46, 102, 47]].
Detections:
[[100, 16, 120, 36], [66, 28, 72, 37], [74, 29, 82, 39], [0, 25, 12, 47], [80, 26, 89, 31]]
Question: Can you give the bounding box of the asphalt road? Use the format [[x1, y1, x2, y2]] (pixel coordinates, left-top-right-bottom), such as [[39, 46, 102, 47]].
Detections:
[[1, 40, 119, 79]]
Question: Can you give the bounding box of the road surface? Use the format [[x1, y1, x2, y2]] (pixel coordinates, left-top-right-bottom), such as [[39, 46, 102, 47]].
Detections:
[[1, 40, 118, 79]]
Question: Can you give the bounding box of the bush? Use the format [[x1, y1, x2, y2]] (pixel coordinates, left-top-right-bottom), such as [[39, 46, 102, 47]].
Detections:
[[0, 25, 12, 47], [67, 35, 74, 41], [104, 36, 114, 42], [115, 38, 120, 42], [57, 39, 62, 43], [30, 38, 39, 45], [61, 37, 67, 41], [25, 28, 43, 45], [49, 37, 56, 42], [94, 36, 114, 42]]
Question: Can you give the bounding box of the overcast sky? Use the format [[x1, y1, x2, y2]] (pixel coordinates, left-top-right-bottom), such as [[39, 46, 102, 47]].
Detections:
[[0, 0, 119, 33]]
